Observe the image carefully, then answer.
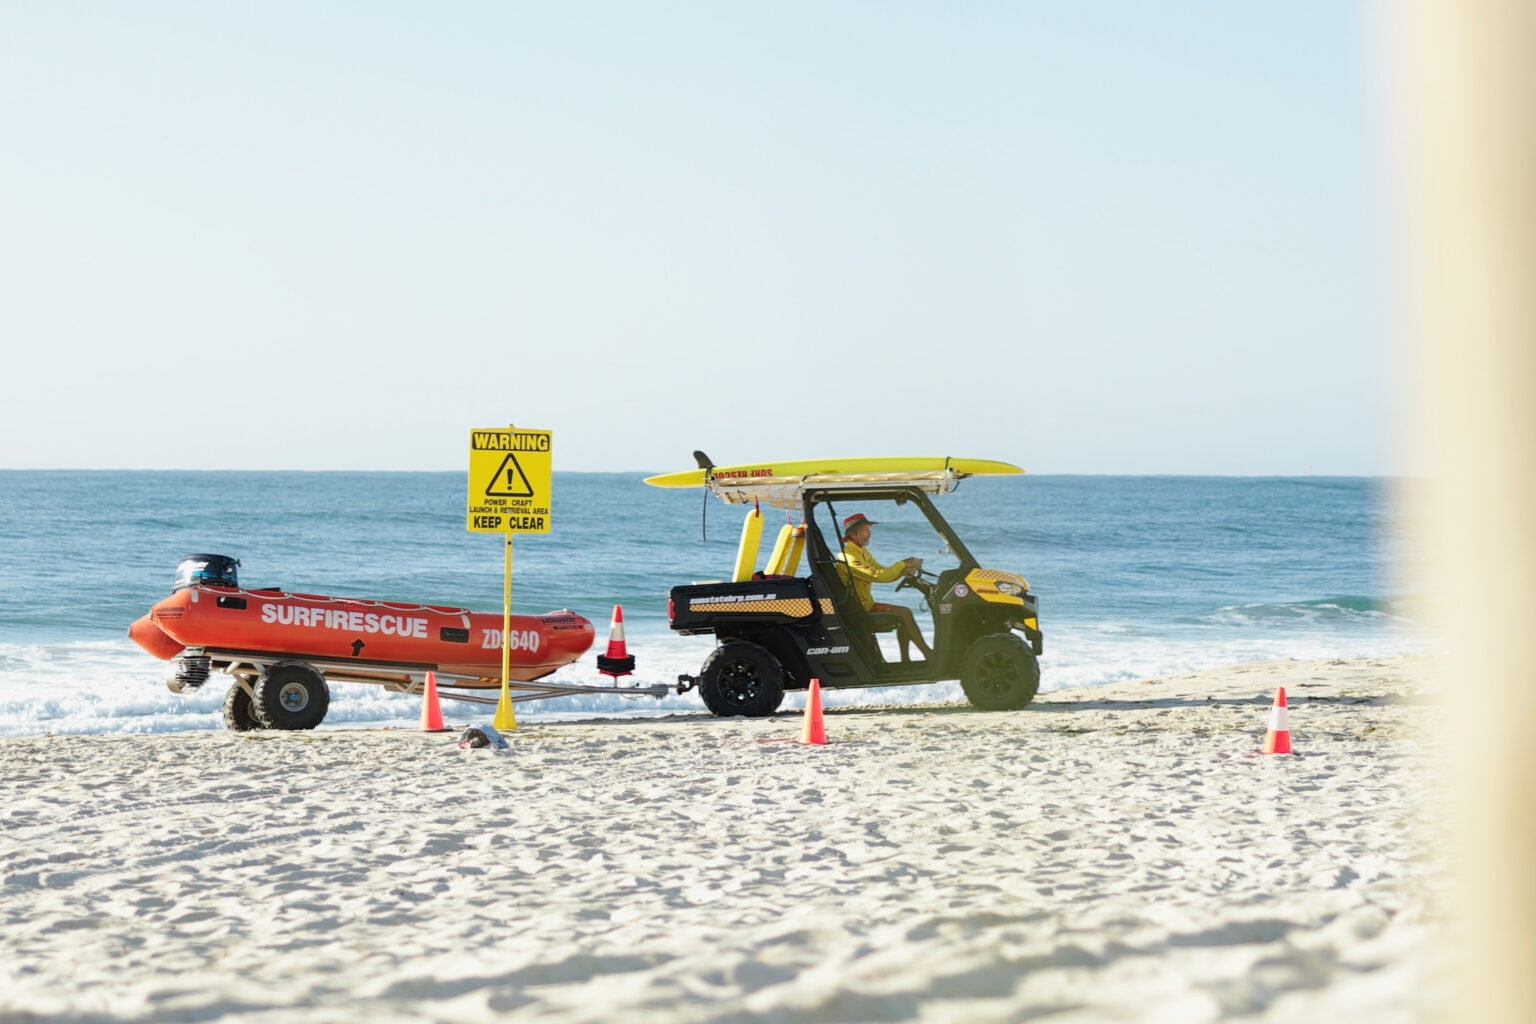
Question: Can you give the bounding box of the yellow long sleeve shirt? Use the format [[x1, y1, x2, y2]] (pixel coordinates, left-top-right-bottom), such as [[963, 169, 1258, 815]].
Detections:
[[837, 540, 906, 611]]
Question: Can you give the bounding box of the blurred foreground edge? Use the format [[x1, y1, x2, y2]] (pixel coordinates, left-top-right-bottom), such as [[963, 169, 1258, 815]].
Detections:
[[1394, 2, 1536, 1020]]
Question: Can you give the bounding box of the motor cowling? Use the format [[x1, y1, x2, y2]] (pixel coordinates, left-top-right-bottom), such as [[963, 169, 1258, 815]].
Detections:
[[173, 554, 240, 592]]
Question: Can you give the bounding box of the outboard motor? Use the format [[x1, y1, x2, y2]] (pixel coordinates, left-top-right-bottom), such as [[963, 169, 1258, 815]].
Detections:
[[173, 554, 240, 592], [169, 653, 211, 693]]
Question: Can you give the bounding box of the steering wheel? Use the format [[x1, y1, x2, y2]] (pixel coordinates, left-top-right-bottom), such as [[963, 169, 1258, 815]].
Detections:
[[895, 568, 937, 600]]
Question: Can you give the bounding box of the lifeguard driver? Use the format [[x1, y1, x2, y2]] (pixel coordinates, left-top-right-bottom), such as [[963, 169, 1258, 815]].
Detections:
[[837, 513, 935, 662]]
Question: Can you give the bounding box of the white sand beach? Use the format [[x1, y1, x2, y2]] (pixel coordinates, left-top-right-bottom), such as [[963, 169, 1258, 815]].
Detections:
[[0, 655, 1445, 1022]]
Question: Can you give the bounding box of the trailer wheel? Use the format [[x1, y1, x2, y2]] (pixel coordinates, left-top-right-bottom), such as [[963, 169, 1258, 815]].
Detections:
[[960, 633, 1040, 711], [221, 682, 263, 732], [252, 661, 330, 730], [699, 641, 785, 718]]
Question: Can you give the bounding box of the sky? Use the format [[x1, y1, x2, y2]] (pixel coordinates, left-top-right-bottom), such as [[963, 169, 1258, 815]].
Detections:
[[0, 3, 1394, 474]]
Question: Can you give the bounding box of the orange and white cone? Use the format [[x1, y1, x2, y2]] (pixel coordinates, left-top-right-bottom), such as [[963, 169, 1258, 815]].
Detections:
[[800, 678, 827, 745], [1262, 687, 1293, 754], [596, 604, 636, 679], [420, 670, 448, 732]]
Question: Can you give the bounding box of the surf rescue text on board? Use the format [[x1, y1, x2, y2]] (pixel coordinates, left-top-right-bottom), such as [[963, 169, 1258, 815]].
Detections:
[[260, 604, 429, 637]]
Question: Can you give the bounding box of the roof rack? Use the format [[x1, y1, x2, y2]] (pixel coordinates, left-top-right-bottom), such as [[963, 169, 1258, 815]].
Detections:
[[706, 468, 962, 507]]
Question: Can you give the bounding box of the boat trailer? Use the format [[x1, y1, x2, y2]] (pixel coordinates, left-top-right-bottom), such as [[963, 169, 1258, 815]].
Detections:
[[169, 648, 680, 706]]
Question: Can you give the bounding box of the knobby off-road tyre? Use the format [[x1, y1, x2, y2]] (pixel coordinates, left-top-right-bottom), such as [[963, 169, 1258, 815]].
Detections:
[[960, 633, 1040, 711], [698, 641, 786, 718], [222, 682, 264, 732], [252, 661, 331, 730]]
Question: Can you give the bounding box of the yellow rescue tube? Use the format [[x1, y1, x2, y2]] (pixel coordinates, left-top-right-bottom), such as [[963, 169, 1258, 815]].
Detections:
[[733, 506, 763, 581], [784, 524, 806, 575], [765, 523, 794, 575]]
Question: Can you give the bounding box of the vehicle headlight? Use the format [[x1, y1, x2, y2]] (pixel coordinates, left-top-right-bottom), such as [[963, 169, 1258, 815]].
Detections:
[[995, 580, 1023, 596]]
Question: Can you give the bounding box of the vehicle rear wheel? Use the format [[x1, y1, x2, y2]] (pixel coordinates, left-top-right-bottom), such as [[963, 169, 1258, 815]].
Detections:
[[960, 633, 1039, 711], [221, 682, 263, 731], [252, 661, 330, 730], [699, 641, 785, 718]]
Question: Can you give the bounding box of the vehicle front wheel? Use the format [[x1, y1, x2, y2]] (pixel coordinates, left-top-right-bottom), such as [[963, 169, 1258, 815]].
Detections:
[[960, 633, 1040, 711], [698, 641, 785, 718], [252, 661, 330, 730], [222, 682, 264, 731]]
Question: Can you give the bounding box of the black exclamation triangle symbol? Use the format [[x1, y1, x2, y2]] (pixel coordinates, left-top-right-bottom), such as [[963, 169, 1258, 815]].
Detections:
[[484, 453, 534, 497]]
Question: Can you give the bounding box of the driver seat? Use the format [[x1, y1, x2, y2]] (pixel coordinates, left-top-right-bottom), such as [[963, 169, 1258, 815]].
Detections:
[[830, 560, 901, 663], [837, 601, 900, 665], [862, 610, 903, 663]]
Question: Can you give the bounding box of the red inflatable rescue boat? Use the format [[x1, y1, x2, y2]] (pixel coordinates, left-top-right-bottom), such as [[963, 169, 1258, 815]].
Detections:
[[129, 554, 599, 732]]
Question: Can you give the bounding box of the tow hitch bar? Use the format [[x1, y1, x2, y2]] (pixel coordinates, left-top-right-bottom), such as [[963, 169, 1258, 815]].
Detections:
[[675, 673, 699, 694]]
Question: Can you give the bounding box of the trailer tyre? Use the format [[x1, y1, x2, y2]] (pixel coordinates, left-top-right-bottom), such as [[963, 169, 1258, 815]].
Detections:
[[699, 641, 785, 718], [960, 633, 1040, 711], [252, 661, 330, 730], [222, 682, 263, 732]]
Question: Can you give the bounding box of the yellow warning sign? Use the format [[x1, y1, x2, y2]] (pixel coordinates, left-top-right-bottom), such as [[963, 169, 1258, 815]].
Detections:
[[467, 427, 552, 533]]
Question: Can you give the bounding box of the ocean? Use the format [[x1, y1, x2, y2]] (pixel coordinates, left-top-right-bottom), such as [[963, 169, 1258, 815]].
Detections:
[[0, 471, 1424, 736]]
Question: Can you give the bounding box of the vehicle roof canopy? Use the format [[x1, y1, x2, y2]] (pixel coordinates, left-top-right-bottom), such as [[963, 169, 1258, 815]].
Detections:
[[643, 456, 1023, 508]]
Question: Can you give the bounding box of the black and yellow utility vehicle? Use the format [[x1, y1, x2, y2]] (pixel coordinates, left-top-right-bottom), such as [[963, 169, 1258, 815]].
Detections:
[[644, 455, 1042, 717]]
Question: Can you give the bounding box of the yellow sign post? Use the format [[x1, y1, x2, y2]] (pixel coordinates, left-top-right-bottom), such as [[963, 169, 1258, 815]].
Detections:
[[468, 426, 553, 731]]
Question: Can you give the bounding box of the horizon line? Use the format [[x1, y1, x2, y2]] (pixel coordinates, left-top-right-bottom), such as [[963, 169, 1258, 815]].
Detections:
[[0, 467, 1404, 479]]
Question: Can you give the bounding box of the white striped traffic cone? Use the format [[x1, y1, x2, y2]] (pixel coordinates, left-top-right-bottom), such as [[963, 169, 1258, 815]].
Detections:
[[1262, 687, 1294, 754], [596, 604, 636, 679]]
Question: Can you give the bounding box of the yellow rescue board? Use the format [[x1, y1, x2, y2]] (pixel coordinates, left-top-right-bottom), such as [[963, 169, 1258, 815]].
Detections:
[[644, 457, 1023, 489]]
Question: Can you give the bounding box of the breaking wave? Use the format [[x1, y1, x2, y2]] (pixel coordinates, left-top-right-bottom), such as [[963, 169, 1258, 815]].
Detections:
[[1197, 595, 1419, 627]]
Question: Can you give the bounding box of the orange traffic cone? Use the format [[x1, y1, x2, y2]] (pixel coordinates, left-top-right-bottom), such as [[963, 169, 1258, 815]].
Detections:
[[1262, 687, 1293, 754], [800, 678, 827, 745], [596, 604, 636, 679], [420, 671, 448, 732]]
